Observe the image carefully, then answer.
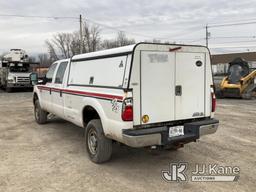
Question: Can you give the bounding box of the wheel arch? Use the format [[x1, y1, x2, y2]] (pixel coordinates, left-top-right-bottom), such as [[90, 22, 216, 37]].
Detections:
[[82, 105, 101, 127], [33, 92, 39, 105], [81, 99, 108, 131]]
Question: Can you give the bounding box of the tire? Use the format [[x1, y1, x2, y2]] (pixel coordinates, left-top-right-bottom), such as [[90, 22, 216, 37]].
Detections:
[[34, 100, 48, 124], [6, 87, 12, 93], [85, 119, 112, 163]]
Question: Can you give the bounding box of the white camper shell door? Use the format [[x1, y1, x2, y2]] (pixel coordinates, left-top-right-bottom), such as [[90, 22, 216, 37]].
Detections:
[[175, 52, 205, 120], [141, 51, 175, 124], [140, 51, 205, 125]]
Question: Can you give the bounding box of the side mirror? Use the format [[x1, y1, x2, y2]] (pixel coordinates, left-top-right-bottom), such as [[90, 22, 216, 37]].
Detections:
[[42, 75, 47, 84], [30, 73, 38, 85]]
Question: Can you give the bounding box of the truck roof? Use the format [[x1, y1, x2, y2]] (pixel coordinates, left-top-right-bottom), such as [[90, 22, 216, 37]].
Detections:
[[72, 44, 136, 61]]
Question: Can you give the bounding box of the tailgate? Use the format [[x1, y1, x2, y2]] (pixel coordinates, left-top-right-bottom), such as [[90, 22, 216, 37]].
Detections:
[[137, 51, 206, 125]]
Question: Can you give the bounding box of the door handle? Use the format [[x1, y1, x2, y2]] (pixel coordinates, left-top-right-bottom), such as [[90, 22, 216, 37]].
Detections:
[[60, 90, 62, 97], [175, 85, 182, 96]]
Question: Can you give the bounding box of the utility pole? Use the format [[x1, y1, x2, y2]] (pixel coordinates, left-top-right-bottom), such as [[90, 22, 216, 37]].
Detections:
[[205, 24, 209, 47], [79, 14, 83, 54]]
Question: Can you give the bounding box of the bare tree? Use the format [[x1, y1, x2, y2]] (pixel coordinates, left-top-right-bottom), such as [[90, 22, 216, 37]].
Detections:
[[45, 25, 135, 59], [117, 31, 135, 46], [38, 53, 52, 67], [101, 39, 118, 49], [70, 31, 81, 56], [83, 23, 101, 52], [90, 25, 101, 52], [101, 31, 135, 49], [51, 33, 73, 58], [46, 33, 76, 59], [28, 56, 37, 63], [45, 40, 59, 61], [152, 39, 161, 43], [45, 23, 101, 59]]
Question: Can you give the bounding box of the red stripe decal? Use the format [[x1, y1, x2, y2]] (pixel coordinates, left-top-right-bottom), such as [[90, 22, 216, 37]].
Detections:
[[37, 86, 123, 101]]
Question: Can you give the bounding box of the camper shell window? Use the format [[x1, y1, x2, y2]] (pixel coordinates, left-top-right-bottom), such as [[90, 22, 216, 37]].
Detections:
[[68, 55, 131, 88]]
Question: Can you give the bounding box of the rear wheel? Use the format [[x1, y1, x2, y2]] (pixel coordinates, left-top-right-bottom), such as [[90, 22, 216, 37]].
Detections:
[[85, 119, 112, 163], [34, 100, 48, 124], [6, 87, 12, 93]]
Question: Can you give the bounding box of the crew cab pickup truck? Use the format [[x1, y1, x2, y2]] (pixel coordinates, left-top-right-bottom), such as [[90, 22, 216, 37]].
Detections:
[[31, 43, 219, 163]]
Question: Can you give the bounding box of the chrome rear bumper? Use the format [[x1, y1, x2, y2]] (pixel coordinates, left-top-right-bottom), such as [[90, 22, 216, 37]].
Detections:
[[199, 123, 218, 136], [122, 118, 219, 148]]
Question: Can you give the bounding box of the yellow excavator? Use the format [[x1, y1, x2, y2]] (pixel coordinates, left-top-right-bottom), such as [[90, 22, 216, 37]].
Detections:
[[220, 57, 256, 99]]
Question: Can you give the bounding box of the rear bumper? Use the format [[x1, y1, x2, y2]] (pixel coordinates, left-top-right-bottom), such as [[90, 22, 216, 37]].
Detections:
[[122, 118, 219, 148]]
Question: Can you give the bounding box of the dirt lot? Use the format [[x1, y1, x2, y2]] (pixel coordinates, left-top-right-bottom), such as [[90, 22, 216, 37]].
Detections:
[[0, 91, 255, 192]]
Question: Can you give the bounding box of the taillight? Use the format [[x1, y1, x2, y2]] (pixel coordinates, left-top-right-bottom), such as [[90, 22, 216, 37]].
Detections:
[[211, 86, 216, 112], [121, 98, 133, 121]]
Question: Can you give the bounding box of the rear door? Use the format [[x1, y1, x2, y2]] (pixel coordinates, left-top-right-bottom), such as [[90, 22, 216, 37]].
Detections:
[[140, 51, 175, 124], [175, 52, 205, 120]]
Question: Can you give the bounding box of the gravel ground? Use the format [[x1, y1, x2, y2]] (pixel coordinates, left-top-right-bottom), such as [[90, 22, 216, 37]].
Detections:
[[0, 91, 255, 192]]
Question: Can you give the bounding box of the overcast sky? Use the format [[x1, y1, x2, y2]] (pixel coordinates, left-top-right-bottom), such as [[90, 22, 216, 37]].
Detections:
[[1, 0, 256, 56]]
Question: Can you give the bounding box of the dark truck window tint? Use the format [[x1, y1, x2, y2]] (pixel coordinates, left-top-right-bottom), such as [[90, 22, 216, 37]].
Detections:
[[46, 63, 57, 83], [55, 62, 68, 84], [9, 63, 30, 72]]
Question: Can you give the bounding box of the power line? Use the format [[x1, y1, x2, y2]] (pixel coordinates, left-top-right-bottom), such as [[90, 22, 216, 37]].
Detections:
[[85, 18, 203, 42], [4, 13, 256, 45], [0, 14, 77, 20], [206, 19, 256, 48], [208, 20, 256, 28], [210, 45, 256, 48], [161, 26, 204, 39], [0, 13, 173, 41], [209, 39, 256, 44], [209, 17, 256, 25], [85, 18, 169, 40], [210, 36, 256, 39]]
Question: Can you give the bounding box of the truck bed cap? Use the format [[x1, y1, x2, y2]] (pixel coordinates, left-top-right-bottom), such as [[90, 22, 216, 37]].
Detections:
[[72, 44, 136, 61]]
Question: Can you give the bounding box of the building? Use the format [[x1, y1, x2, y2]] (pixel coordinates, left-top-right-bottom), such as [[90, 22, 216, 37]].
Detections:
[[211, 52, 256, 75]]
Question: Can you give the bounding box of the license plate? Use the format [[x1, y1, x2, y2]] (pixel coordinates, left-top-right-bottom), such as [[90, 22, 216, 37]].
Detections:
[[169, 126, 184, 137]]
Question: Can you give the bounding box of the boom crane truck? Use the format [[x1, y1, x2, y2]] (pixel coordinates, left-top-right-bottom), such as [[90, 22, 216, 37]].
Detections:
[[0, 49, 38, 92]]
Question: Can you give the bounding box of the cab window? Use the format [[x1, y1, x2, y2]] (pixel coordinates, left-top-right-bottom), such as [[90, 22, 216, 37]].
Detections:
[[54, 61, 68, 84], [46, 63, 58, 83]]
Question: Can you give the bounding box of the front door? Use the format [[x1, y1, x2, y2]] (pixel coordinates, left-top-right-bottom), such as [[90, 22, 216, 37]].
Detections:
[[40, 62, 58, 111]]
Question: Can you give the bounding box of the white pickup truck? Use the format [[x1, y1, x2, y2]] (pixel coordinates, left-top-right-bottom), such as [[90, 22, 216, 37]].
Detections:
[[31, 43, 219, 163]]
